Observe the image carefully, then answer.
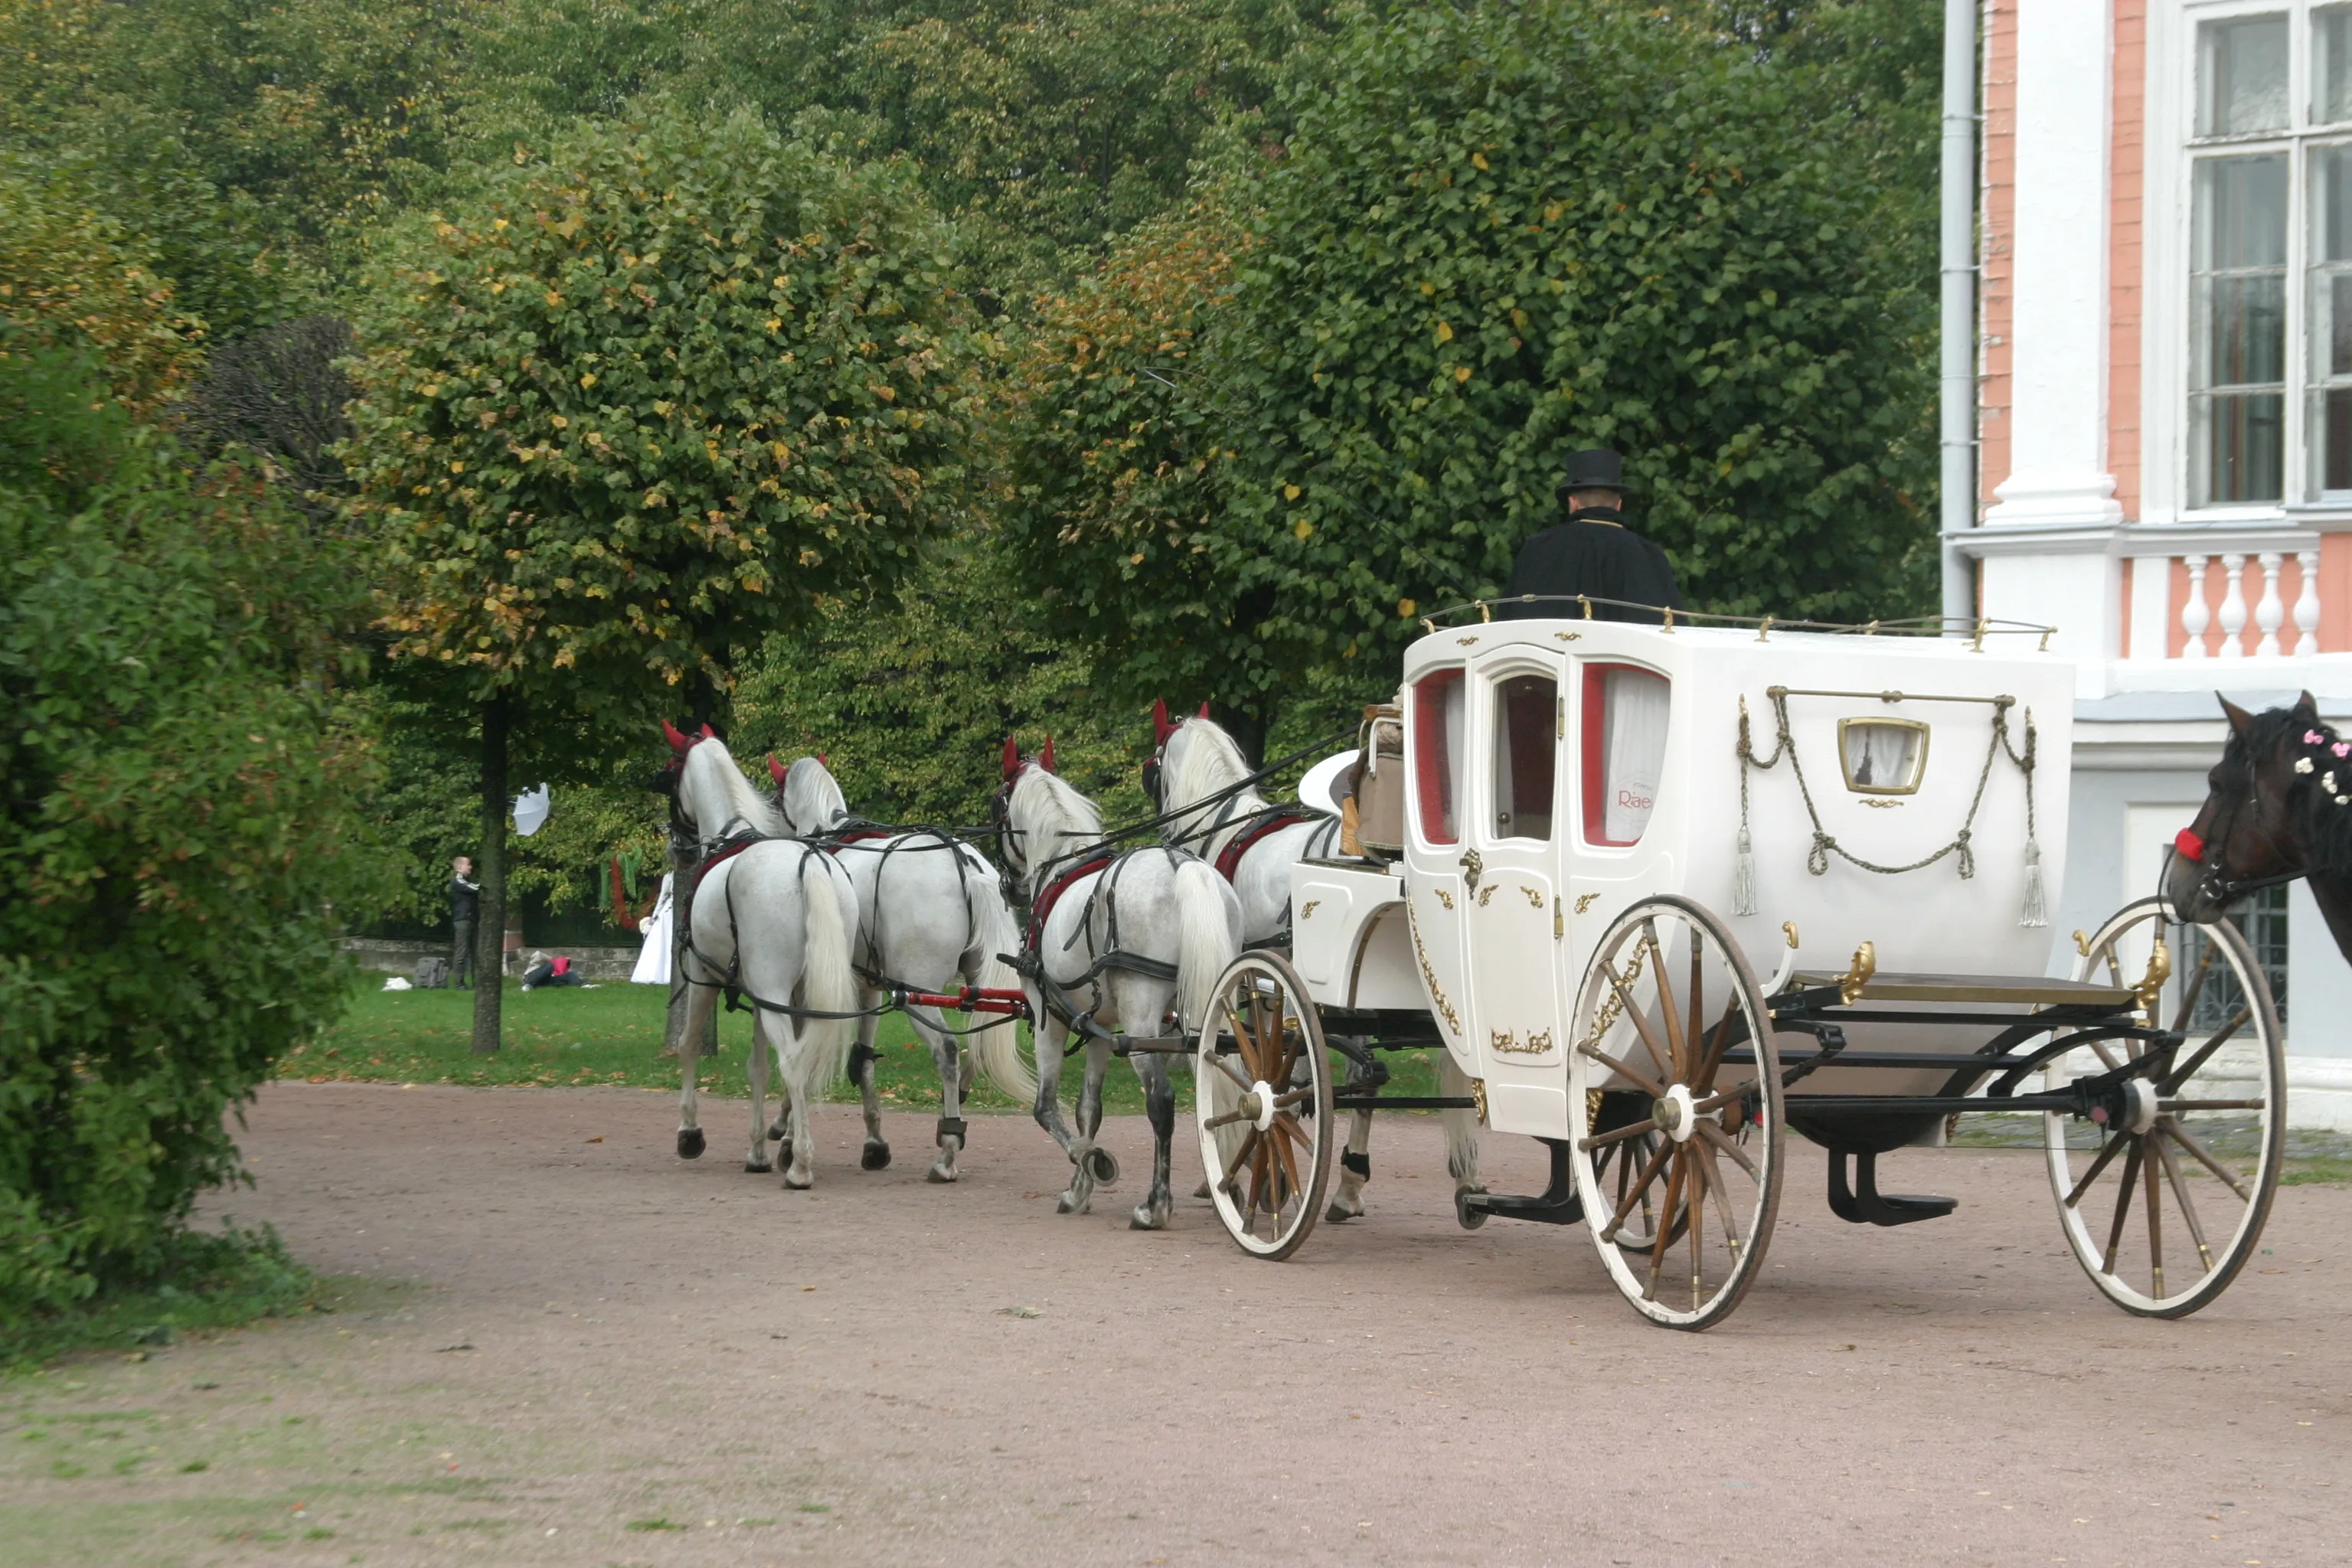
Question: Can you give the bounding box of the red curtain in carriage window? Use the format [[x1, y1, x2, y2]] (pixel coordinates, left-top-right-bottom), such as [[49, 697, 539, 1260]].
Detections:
[[1411, 668, 1465, 844]]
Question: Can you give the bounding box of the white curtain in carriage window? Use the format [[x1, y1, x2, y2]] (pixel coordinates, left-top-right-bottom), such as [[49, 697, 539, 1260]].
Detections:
[[1589, 665, 1670, 846], [1841, 721, 1926, 794]]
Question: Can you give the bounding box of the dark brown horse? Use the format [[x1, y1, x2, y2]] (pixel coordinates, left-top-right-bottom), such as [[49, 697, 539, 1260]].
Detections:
[[2165, 691, 2352, 963]]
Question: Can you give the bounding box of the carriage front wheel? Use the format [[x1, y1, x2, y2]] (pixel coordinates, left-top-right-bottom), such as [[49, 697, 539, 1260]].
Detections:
[[2050, 897, 2285, 1318], [1196, 951, 1334, 1261], [1566, 896, 1784, 1331]]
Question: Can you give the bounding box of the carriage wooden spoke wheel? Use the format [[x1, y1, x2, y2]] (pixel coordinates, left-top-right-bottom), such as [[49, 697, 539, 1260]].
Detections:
[[2051, 897, 2285, 1318], [1567, 896, 1782, 1330], [1197, 952, 1335, 1260]]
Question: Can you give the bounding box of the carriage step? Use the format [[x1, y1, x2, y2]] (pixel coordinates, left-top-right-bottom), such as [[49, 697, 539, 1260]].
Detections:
[[1462, 1139, 1585, 1227], [1827, 1150, 1957, 1227]]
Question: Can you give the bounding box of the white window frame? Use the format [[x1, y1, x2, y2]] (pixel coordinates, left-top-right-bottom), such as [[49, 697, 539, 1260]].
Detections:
[[2148, 0, 2352, 524]]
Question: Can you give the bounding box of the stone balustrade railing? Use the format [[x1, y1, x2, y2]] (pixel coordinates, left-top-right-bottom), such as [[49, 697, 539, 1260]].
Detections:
[[2173, 548, 2320, 660]]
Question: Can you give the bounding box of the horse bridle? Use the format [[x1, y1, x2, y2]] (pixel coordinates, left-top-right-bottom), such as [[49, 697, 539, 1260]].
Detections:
[[2169, 737, 2316, 908]]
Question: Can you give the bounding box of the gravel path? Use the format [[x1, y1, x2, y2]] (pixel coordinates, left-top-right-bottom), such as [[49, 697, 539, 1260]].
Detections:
[[7, 1081, 2348, 1566]]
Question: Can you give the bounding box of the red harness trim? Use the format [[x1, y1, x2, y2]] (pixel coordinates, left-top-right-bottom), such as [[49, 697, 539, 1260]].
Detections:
[[1213, 807, 1315, 883], [823, 828, 895, 854], [1027, 856, 1112, 950], [695, 837, 760, 884]]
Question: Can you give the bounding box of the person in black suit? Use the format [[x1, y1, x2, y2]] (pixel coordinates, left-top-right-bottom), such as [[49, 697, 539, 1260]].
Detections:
[[1498, 448, 1685, 623], [449, 855, 480, 988]]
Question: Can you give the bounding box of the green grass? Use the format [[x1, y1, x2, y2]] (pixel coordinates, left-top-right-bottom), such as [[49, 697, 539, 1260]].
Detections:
[[296, 978, 1445, 1115], [0, 1228, 323, 1373], [1949, 1112, 2352, 1184]]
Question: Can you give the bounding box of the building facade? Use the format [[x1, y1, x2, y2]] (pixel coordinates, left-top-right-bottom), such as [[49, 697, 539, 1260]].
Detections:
[[1966, 0, 2352, 1124]]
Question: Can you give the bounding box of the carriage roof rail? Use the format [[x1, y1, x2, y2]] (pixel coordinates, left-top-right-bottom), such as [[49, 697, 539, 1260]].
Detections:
[[1416, 598, 2058, 642]]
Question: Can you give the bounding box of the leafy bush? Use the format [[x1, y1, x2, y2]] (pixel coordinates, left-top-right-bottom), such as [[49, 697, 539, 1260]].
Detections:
[[0, 342, 377, 1324], [1004, 0, 1936, 724], [346, 104, 978, 716], [0, 158, 203, 414]]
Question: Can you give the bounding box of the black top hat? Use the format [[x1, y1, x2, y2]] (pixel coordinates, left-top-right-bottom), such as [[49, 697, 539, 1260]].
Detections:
[[1559, 448, 1625, 495]]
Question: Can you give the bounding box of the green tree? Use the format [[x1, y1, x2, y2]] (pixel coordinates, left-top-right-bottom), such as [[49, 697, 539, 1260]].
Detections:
[[0, 340, 377, 1321], [730, 539, 1155, 828], [1001, 0, 1936, 740], [342, 106, 978, 1054]]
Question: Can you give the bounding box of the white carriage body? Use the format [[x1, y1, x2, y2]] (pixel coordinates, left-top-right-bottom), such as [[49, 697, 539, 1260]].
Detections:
[[1291, 617, 2076, 1141]]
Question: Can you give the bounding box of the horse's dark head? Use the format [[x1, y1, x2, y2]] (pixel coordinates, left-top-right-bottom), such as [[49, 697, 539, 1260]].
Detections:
[[2165, 692, 2329, 922]]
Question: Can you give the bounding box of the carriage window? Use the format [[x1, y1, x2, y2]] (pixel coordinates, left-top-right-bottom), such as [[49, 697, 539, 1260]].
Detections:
[[1490, 673, 1558, 841], [1839, 718, 1929, 795], [1412, 668, 1466, 845], [1581, 664, 1670, 846]]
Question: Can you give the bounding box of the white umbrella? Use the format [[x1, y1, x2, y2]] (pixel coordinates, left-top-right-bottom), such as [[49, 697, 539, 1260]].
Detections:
[[512, 784, 552, 837]]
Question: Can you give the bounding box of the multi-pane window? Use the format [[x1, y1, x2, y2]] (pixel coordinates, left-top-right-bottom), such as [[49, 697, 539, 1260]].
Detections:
[[2179, 884, 2290, 1031], [2187, 7, 2352, 506]]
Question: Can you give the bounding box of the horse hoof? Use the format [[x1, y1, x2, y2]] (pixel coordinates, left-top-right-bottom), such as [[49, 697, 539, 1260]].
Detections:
[[782, 1168, 814, 1191], [1325, 1201, 1360, 1223], [926, 1162, 957, 1184], [744, 1158, 773, 1174], [1081, 1146, 1120, 1187], [1129, 1204, 1170, 1231], [676, 1128, 705, 1160], [1191, 1179, 1211, 1200], [766, 1119, 787, 1141], [861, 1142, 891, 1171], [1056, 1190, 1089, 1216], [1454, 1184, 1490, 1231]]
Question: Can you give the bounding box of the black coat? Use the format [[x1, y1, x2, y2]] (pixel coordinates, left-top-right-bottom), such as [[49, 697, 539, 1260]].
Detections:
[[1497, 510, 1684, 624]]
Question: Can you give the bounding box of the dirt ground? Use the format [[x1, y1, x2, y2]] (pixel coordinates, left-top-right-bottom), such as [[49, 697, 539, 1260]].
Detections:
[[6, 1083, 2349, 1568]]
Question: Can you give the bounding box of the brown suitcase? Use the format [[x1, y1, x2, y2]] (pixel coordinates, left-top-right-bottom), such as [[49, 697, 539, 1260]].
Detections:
[[1348, 702, 1406, 856]]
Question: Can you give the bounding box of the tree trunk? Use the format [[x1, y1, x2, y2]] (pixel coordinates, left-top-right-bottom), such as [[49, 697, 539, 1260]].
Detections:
[[470, 694, 509, 1057], [1226, 697, 1276, 770]]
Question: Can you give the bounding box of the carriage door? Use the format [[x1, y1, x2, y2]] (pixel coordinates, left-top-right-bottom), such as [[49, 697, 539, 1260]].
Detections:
[[1462, 658, 1570, 1135], [1402, 665, 1479, 1073]]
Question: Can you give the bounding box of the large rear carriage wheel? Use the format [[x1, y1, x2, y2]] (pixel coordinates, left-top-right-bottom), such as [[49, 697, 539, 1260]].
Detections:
[[1567, 896, 1783, 1330], [2050, 897, 2285, 1318], [1197, 952, 1334, 1260]]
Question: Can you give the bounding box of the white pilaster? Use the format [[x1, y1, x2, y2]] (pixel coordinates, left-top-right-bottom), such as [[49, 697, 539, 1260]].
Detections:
[[1983, 0, 2121, 533]]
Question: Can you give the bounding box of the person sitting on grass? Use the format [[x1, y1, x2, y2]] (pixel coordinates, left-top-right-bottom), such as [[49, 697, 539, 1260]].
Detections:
[[521, 952, 586, 991]]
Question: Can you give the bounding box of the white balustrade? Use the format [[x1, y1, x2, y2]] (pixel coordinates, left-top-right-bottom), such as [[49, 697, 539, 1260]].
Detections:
[[2256, 552, 2285, 658], [2171, 547, 2324, 661], [2182, 555, 2210, 659], [2218, 553, 2248, 658], [2296, 549, 2321, 657]]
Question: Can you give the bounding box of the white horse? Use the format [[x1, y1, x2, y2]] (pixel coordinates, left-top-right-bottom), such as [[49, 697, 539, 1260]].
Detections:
[[1147, 704, 1484, 1223], [995, 740, 1242, 1229], [769, 753, 1034, 1183], [662, 722, 861, 1189]]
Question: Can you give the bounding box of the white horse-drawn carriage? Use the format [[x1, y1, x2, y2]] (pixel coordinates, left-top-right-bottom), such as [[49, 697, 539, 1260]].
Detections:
[[1191, 604, 2288, 1329]]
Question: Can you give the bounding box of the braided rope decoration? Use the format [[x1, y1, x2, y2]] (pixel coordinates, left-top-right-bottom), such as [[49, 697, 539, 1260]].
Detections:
[[1734, 688, 2042, 926]]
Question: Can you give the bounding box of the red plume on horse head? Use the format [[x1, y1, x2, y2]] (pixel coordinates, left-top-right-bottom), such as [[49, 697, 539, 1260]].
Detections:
[[1152, 697, 1174, 746], [662, 719, 691, 753], [1001, 736, 1021, 780], [1041, 736, 1057, 773], [1197, 701, 1210, 720], [767, 753, 787, 788]]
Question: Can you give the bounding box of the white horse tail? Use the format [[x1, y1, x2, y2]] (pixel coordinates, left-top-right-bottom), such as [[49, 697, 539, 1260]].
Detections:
[[1174, 858, 1240, 1034], [963, 867, 1037, 1103], [796, 849, 861, 1082]]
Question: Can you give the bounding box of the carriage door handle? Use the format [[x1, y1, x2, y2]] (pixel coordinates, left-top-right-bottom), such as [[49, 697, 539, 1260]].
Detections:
[[1458, 848, 1482, 893]]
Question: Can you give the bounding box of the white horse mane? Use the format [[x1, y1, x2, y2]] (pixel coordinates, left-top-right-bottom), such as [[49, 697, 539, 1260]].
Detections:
[[1164, 717, 1263, 848], [780, 756, 850, 834], [1008, 763, 1105, 897], [681, 738, 787, 839]]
